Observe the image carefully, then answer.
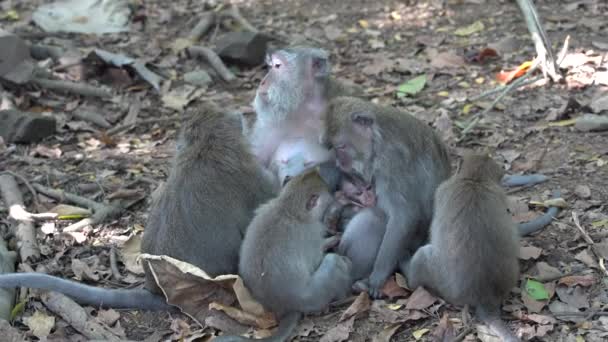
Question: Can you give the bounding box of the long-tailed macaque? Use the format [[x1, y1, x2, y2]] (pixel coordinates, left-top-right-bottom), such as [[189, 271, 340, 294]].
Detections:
[[250, 46, 361, 187], [402, 153, 521, 342], [0, 105, 275, 310], [321, 96, 452, 298], [214, 170, 352, 342]]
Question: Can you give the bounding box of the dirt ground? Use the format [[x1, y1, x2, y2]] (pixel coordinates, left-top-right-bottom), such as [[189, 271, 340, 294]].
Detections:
[[0, 0, 607, 341]]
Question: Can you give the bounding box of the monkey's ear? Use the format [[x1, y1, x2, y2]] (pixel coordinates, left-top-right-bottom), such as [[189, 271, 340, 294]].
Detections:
[[312, 56, 331, 77], [351, 112, 375, 128]]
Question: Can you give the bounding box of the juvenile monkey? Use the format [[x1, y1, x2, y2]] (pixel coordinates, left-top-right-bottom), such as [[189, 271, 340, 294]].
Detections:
[[402, 153, 520, 342], [322, 96, 452, 298], [214, 170, 353, 342], [250, 46, 361, 187], [0, 105, 275, 309]]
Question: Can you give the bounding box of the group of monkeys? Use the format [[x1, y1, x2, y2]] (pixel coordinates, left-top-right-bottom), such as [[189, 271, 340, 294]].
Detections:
[[0, 47, 558, 342]]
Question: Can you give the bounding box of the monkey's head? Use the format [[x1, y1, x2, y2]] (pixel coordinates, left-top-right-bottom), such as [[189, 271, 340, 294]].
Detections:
[[457, 153, 505, 183], [322, 97, 378, 184], [253, 47, 331, 123], [280, 169, 334, 222]]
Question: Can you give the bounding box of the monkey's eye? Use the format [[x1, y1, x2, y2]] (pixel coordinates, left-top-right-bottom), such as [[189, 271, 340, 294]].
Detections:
[[355, 191, 363, 196], [306, 194, 319, 210]]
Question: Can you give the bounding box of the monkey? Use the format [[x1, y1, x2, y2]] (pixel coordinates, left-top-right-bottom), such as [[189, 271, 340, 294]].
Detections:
[[249, 46, 362, 187], [401, 153, 521, 342], [0, 104, 275, 310], [321, 96, 452, 298], [213, 170, 353, 342]]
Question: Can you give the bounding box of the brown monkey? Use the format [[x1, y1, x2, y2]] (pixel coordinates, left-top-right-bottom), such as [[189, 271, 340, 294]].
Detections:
[[321, 96, 452, 298], [401, 153, 520, 342], [250, 46, 361, 187], [0, 105, 275, 310], [214, 170, 353, 342]]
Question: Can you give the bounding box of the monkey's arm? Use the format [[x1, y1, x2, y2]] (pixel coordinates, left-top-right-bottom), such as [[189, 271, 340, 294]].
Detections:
[[367, 196, 413, 298], [502, 174, 547, 187], [517, 189, 561, 236], [0, 273, 171, 310]]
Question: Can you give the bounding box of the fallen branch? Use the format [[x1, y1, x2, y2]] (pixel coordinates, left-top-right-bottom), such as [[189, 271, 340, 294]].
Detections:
[[0, 234, 17, 321], [187, 46, 236, 83], [0, 170, 40, 211], [106, 113, 188, 136], [31, 78, 112, 98], [189, 12, 216, 41], [0, 174, 40, 261], [221, 5, 257, 33], [40, 291, 123, 341], [32, 184, 123, 233], [109, 246, 122, 281], [572, 212, 608, 276]]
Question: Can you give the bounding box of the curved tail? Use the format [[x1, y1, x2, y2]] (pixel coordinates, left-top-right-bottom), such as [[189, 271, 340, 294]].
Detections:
[[518, 189, 561, 236], [213, 312, 301, 342], [0, 273, 170, 310]]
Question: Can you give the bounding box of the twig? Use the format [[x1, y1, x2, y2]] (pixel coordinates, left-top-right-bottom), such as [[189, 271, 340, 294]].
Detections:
[[572, 212, 608, 276], [554, 311, 608, 318], [106, 114, 188, 136], [31, 78, 112, 98], [221, 5, 258, 33], [468, 76, 541, 102], [109, 247, 122, 281], [454, 326, 473, 342], [187, 46, 236, 83], [0, 175, 41, 261], [189, 12, 216, 41], [0, 170, 40, 211]]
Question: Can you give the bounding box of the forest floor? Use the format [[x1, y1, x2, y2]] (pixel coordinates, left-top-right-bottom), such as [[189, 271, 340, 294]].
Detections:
[[0, 0, 607, 341]]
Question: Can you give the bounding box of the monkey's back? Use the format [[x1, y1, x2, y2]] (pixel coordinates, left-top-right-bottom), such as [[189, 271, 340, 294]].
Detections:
[[142, 109, 274, 285], [239, 203, 326, 315], [430, 179, 519, 308]]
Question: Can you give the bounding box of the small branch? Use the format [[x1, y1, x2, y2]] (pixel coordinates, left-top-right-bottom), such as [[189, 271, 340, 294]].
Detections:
[[0, 175, 40, 261], [0, 171, 40, 211], [221, 5, 258, 33], [187, 46, 236, 83], [189, 12, 216, 41], [106, 114, 189, 136], [31, 78, 112, 98], [572, 212, 608, 276], [109, 246, 122, 281]]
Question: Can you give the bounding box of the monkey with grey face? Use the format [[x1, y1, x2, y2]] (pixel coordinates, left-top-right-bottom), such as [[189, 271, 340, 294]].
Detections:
[[321, 96, 452, 298], [0, 105, 275, 310], [250, 46, 361, 187], [402, 153, 520, 342], [214, 170, 352, 342]]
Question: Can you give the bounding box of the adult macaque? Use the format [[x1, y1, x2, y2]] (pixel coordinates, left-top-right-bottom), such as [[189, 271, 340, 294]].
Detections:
[[0, 105, 275, 310], [250, 46, 361, 187], [322, 96, 452, 298], [402, 153, 521, 342], [214, 170, 352, 342]]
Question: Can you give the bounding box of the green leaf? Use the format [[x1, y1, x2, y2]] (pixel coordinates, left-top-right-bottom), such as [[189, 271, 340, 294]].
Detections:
[[525, 279, 549, 300], [10, 300, 26, 321], [396, 75, 426, 98]]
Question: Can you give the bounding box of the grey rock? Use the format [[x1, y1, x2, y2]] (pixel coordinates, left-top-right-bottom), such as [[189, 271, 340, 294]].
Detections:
[[215, 31, 272, 66], [183, 69, 213, 87], [0, 110, 56, 143]]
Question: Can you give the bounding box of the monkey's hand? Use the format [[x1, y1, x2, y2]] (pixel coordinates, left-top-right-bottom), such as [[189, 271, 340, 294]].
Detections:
[[323, 236, 341, 252], [368, 269, 389, 299]]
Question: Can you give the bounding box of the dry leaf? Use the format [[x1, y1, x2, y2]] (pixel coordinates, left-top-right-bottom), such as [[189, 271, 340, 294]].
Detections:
[[209, 302, 276, 329], [558, 274, 596, 287], [122, 234, 144, 274], [432, 312, 456, 341], [405, 287, 436, 310], [233, 277, 266, 316], [381, 276, 409, 299], [373, 322, 403, 342], [71, 258, 100, 281], [340, 292, 371, 322], [519, 246, 543, 260], [320, 316, 355, 342], [24, 311, 55, 339]]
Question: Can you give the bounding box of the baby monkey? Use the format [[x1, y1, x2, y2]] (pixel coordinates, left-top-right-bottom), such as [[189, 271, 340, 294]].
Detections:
[[402, 153, 521, 342], [214, 170, 352, 342]]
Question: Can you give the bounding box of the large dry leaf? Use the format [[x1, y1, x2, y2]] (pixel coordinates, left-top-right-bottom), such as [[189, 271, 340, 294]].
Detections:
[[141, 254, 238, 326], [340, 292, 371, 322], [405, 287, 436, 310], [209, 302, 276, 329], [372, 322, 403, 342], [319, 315, 355, 342], [122, 234, 144, 274]]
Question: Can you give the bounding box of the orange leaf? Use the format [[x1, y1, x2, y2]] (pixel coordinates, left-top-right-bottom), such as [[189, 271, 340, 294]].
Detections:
[[496, 61, 533, 84]]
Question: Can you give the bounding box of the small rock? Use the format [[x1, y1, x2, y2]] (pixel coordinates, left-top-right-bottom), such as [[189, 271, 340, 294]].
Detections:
[[215, 31, 272, 66], [574, 185, 591, 199], [574, 113, 608, 132], [183, 69, 212, 87], [590, 95, 608, 113], [0, 110, 56, 143]]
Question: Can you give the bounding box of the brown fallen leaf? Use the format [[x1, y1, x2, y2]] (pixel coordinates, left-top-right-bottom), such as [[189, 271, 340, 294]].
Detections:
[[496, 61, 533, 84], [233, 277, 266, 316], [320, 316, 355, 342], [430, 51, 466, 70], [142, 254, 238, 326], [340, 292, 371, 322], [405, 287, 436, 310], [555, 285, 589, 309], [382, 276, 409, 299], [558, 274, 596, 287], [209, 302, 277, 329], [432, 312, 456, 342], [372, 322, 403, 342]]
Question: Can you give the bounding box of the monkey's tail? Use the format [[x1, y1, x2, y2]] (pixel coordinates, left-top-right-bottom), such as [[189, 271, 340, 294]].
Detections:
[[213, 312, 301, 342], [517, 189, 561, 236], [0, 273, 171, 310]]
